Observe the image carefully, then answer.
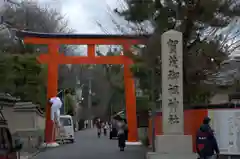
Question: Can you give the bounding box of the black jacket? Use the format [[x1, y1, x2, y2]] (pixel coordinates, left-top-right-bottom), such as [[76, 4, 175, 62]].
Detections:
[[196, 124, 219, 157]]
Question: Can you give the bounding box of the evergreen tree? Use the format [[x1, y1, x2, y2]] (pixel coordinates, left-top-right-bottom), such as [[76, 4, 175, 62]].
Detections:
[[0, 54, 46, 107], [115, 0, 240, 105]]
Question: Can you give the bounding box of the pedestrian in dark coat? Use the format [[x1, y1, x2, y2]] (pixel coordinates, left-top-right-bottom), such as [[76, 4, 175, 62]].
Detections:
[[196, 117, 220, 159], [116, 118, 127, 151]]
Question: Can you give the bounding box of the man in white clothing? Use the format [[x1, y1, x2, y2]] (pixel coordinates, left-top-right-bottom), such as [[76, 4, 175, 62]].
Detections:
[[49, 97, 62, 140], [50, 97, 62, 120]]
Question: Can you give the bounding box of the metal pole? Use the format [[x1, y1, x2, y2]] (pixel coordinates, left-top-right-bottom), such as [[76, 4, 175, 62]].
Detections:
[[57, 89, 64, 96], [109, 66, 112, 121], [25, 3, 29, 30], [150, 68, 156, 152], [56, 89, 65, 114], [110, 104, 113, 120], [88, 78, 92, 128]]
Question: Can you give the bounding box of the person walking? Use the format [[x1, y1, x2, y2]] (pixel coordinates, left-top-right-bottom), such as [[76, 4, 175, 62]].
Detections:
[[103, 122, 108, 136], [116, 117, 128, 151], [85, 120, 88, 129], [96, 118, 102, 138], [110, 118, 118, 139], [196, 116, 220, 159]]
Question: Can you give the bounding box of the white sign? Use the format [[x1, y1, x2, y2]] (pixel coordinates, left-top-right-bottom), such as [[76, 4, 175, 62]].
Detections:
[[161, 30, 184, 135], [208, 109, 240, 155]]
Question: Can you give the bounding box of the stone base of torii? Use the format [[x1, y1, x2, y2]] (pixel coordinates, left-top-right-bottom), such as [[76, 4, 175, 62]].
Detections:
[[147, 30, 196, 159], [147, 135, 195, 159]]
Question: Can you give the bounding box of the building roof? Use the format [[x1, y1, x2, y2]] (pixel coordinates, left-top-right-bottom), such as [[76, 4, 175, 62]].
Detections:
[[14, 102, 44, 117], [0, 93, 19, 102]]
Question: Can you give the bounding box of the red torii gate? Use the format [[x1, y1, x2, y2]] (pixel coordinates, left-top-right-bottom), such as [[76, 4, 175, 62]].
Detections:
[[16, 31, 149, 144]]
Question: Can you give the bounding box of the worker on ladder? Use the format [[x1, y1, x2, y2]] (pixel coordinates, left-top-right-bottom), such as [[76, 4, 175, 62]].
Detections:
[[49, 97, 62, 142]]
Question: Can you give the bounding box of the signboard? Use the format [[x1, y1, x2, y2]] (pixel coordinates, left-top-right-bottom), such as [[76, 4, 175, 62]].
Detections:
[[208, 109, 240, 155]]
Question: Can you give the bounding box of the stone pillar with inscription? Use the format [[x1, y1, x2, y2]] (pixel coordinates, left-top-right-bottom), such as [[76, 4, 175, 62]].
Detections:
[[147, 30, 196, 159]]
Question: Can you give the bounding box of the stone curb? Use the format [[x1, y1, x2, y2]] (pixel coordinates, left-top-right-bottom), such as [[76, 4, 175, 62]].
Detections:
[[22, 146, 48, 159]]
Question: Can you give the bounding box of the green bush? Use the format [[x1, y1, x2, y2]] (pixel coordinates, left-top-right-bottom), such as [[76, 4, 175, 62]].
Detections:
[[0, 54, 47, 108]]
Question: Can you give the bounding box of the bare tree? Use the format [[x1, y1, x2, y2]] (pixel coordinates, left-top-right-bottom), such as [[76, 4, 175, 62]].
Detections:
[[0, 1, 74, 54]]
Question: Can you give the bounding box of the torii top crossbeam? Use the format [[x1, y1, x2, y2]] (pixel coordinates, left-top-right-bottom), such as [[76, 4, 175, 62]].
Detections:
[[16, 31, 149, 44]]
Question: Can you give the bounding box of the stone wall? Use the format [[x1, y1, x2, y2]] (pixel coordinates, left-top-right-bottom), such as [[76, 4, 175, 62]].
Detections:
[[12, 102, 45, 153], [2, 102, 45, 133], [12, 129, 44, 153], [14, 102, 45, 130], [0, 95, 45, 153]]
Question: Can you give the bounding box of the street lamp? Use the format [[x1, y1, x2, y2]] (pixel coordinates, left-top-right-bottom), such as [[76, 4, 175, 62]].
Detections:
[[76, 79, 84, 102]]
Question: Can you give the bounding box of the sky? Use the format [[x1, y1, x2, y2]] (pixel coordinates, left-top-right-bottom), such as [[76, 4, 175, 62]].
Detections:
[[38, 0, 123, 34], [0, 0, 126, 54], [36, 0, 127, 55], [4, 0, 238, 56]]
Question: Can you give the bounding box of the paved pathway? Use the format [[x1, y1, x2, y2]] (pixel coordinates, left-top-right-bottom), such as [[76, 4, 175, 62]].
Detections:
[[33, 129, 146, 159]]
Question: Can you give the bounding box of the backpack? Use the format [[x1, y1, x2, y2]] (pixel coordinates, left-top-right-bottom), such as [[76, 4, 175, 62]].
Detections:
[[196, 129, 215, 157]]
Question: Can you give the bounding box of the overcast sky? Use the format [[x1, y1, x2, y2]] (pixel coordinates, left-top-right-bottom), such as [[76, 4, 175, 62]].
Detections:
[[38, 0, 122, 34], [36, 0, 129, 55]]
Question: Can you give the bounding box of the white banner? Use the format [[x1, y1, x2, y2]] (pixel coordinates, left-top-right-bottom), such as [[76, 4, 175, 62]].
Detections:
[[208, 109, 240, 155]]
